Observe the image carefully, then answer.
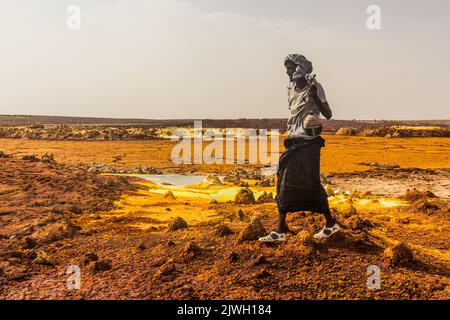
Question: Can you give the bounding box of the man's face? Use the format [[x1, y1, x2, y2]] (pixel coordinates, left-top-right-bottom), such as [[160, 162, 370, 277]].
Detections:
[[285, 61, 296, 81]]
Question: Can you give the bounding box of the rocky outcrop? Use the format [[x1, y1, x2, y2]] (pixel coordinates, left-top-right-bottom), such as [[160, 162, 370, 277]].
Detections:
[[223, 168, 262, 185], [0, 125, 161, 141], [164, 190, 176, 200], [256, 191, 275, 203], [237, 217, 266, 242], [87, 163, 162, 174], [167, 217, 188, 231], [383, 241, 414, 267], [235, 209, 250, 221], [200, 174, 224, 187], [234, 188, 256, 205], [93, 260, 112, 272], [0, 151, 10, 158], [257, 176, 275, 187], [335, 127, 360, 136], [400, 188, 437, 202], [215, 223, 233, 236]]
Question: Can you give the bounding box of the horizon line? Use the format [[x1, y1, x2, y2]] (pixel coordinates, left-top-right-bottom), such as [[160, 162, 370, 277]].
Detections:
[[1, 114, 449, 122]]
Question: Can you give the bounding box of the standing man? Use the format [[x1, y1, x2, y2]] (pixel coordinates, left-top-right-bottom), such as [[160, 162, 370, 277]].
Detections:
[[259, 54, 341, 242]]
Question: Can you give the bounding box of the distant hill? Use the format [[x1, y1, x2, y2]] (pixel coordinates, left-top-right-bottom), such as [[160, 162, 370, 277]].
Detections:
[[0, 114, 448, 132]]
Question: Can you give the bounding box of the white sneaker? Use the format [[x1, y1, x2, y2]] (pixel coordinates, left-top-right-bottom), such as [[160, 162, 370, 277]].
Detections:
[[258, 231, 287, 243], [313, 223, 341, 239]]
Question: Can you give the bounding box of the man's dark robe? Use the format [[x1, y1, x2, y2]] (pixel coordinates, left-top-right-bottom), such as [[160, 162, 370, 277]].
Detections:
[[276, 136, 330, 214]]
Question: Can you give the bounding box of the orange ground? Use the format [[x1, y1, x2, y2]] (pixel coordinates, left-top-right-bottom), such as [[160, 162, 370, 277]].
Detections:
[[1, 135, 449, 299], [0, 135, 449, 173]]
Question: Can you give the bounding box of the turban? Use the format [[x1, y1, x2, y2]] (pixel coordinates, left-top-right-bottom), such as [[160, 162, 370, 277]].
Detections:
[[284, 54, 313, 81]]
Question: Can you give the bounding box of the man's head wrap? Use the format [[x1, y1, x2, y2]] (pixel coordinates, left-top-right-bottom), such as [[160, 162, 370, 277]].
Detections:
[[284, 54, 313, 82]]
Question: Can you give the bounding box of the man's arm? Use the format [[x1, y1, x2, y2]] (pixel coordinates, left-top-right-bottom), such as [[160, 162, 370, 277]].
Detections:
[[310, 85, 332, 120]]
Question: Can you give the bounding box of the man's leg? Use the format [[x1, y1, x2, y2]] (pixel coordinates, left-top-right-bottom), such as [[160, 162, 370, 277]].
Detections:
[[277, 212, 289, 234], [322, 207, 336, 228], [313, 205, 341, 240], [259, 210, 288, 242]]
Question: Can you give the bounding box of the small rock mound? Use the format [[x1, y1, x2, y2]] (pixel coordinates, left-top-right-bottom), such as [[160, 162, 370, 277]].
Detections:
[[164, 190, 176, 200], [41, 153, 57, 165], [320, 175, 330, 185], [362, 191, 373, 197], [234, 188, 256, 204], [254, 269, 272, 279], [256, 191, 275, 204], [335, 127, 360, 136], [301, 216, 323, 233], [258, 176, 275, 187], [235, 208, 250, 221], [87, 163, 117, 173], [400, 188, 437, 202], [22, 237, 37, 249], [0, 151, 10, 158], [349, 188, 362, 199], [167, 240, 176, 247], [340, 204, 358, 219], [229, 251, 239, 262], [324, 185, 334, 197], [289, 230, 317, 255], [172, 285, 198, 299], [167, 217, 188, 231], [238, 217, 266, 242], [383, 241, 414, 267], [400, 188, 440, 213], [128, 166, 162, 174], [253, 254, 267, 266], [69, 204, 83, 214], [215, 223, 233, 236], [83, 252, 99, 265], [33, 250, 56, 266], [200, 174, 224, 187], [22, 154, 39, 162], [93, 260, 112, 272], [155, 259, 176, 278], [344, 215, 373, 230], [297, 230, 316, 247], [345, 197, 354, 204], [238, 181, 249, 187], [414, 198, 440, 212], [223, 168, 262, 185], [183, 241, 202, 257]]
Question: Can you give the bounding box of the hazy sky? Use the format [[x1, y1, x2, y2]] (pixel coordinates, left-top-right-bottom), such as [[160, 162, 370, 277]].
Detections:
[[1, 0, 449, 120]]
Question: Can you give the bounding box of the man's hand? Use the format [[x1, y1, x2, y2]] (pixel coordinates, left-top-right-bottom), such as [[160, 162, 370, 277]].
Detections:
[[309, 84, 318, 97]]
